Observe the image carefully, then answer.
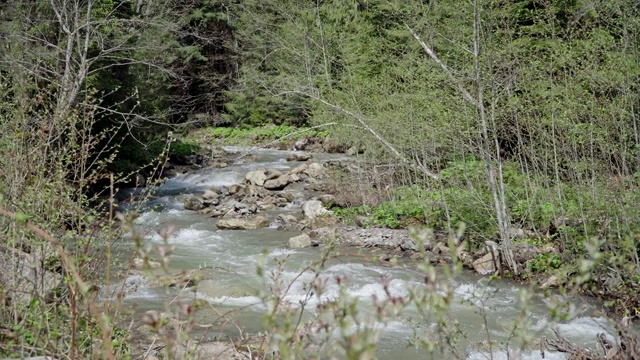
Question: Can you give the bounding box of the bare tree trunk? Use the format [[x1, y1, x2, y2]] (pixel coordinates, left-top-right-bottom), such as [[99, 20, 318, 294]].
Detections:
[[472, 0, 516, 274], [407, 2, 517, 274]]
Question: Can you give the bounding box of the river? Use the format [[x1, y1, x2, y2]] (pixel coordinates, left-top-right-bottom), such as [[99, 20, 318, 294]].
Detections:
[[109, 146, 616, 359]]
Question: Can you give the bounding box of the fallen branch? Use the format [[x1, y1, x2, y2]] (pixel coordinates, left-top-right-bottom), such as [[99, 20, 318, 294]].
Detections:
[[541, 320, 640, 360]]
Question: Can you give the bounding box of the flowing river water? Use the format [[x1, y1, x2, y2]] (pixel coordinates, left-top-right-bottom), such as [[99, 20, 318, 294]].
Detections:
[[109, 147, 616, 359]]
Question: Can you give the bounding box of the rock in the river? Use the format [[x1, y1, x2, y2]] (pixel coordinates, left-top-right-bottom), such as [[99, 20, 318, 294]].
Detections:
[[228, 184, 244, 195], [264, 174, 296, 190], [290, 163, 309, 175], [265, 169, 283, 180], [202, 188, 220, 200], [289, 234, 312, 248], [184, 196, 204, 211], [287, 152, 313, 162], [209, 159, 228, 168], [345, 146, 358, 156], [473, 248, 501, 275], [301, 200, 328, 219], [245, 170, 267, 186], [235, 154, 257, 164], [216, 214, 270, 230]]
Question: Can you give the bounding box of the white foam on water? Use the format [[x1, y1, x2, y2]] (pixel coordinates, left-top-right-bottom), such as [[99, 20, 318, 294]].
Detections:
[[200, 294, 264, 309], [99, 274, 150, 301], [282, 199, 304, 210], [146, 227, 221, 246], [348, 279, 409, 301], [173, 170, 241, 188], [269, 248, 298, 257], [166, 207, 185, 215], [468, 349, 565, 360], [134, 210, 160, 225], [556, 316, 615, 343]]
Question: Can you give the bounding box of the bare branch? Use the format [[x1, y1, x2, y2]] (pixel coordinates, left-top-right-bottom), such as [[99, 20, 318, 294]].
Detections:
[[405, 23, 479, 109]]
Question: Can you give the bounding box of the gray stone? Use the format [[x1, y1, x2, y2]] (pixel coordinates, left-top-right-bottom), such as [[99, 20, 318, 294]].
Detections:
[[184, 196, 204, 211], [273, 214, 300, 229], [301, 200, 328, 219], [290, 163, 309, 174], [473, 249, 501, 275], [306, 213, 338, 230], [304, 163, 325, 179], [245, 170, 267, 186], [287, 152, 313, 162], [202, 189, 219, 200], [228, 184, 244, 195], [265, 169, 283, 180], [294, 138, 309, 150], [264, 175, 294, 190], [540, 275, 558, 289], [401, 241, 417, 251], [289, 234, 312, 248], [317, 194, 337, 207], [0, 243, 63, 304], [216, 214, 270, 230], [345, 146, 357, 156]]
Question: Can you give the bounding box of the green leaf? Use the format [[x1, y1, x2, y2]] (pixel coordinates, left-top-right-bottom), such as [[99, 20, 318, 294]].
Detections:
[[15, 212, 28, 224]]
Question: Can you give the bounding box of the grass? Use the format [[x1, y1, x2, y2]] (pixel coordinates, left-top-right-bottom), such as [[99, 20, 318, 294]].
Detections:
[[183, 124, 331, 146]]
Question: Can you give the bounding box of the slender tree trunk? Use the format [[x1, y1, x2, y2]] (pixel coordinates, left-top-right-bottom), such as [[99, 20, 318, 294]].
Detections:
[[472, 0, 516, 274]]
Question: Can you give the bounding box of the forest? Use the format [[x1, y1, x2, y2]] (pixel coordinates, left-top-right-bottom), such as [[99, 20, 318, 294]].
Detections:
[[1, 0, 639, 359]]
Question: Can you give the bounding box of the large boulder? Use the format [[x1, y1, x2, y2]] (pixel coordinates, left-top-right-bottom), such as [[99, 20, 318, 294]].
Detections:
[[473, 247, 501, 275], [264, 174, 297, 190], [0, 244, 63, 304], [216, 214, 270, 230], [288, 234, 312, 248], [306, 213, 338, 230], [202, 190, 220, 206], [245, 170, 267, 186]]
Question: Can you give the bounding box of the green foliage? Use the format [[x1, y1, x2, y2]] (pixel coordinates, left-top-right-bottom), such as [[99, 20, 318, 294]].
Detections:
[[528, 254, 563, 273], [169, 141, 201, 158], [188, 124, 330, 146]]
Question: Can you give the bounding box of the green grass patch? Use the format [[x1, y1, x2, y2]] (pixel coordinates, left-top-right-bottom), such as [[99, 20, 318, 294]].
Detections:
[[184, 124, 331, 146]]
